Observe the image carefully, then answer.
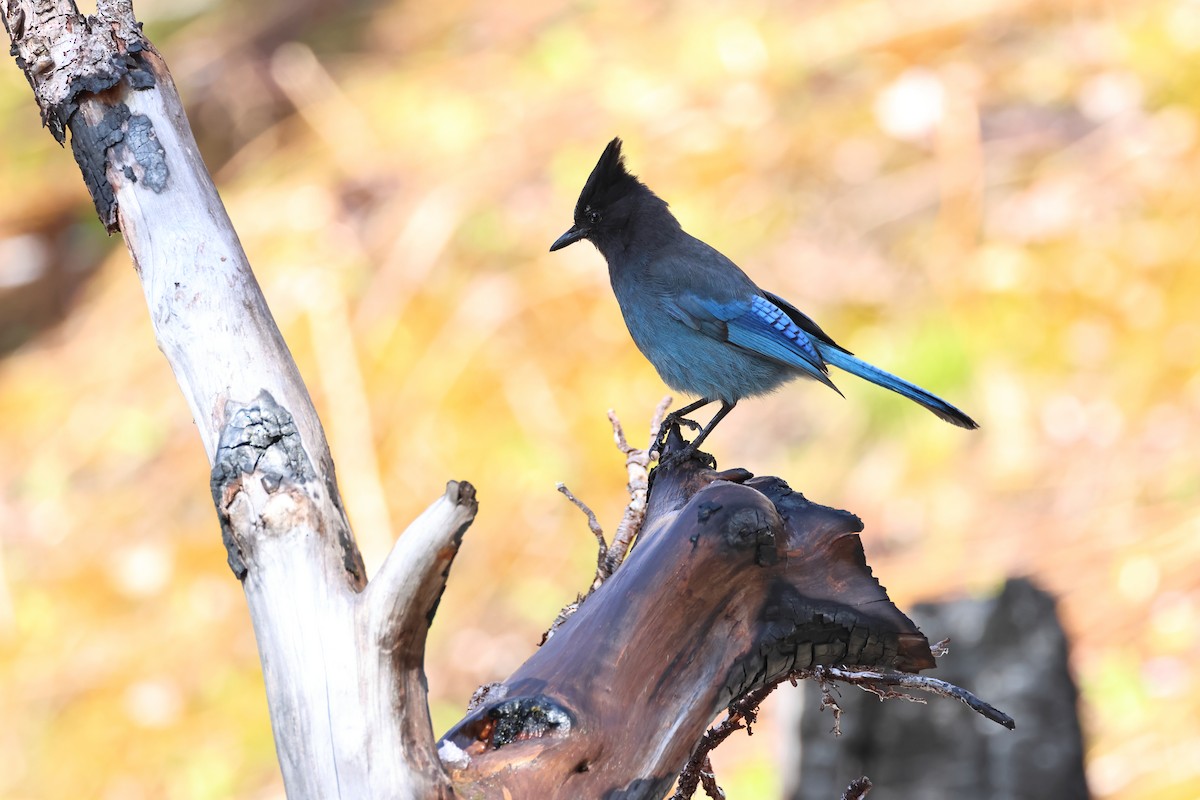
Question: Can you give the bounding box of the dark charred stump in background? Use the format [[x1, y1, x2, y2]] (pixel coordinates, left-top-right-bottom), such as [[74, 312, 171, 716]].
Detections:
[[789, 578, 1088, 800]]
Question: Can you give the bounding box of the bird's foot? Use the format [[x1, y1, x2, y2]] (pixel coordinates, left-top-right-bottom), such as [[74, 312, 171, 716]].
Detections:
[[652, 421, 717, 472], [654, 412, 701, 456]]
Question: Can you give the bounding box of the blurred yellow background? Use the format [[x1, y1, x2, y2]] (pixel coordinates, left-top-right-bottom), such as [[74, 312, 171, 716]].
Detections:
[[1, 0, 1197, 797]]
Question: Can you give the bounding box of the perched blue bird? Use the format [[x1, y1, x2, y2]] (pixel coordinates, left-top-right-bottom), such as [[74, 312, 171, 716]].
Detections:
[[550, 138, 978, 454]]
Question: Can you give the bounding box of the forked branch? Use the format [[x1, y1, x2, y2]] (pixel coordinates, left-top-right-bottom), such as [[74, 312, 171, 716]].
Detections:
[[4, 4, 476, 797]]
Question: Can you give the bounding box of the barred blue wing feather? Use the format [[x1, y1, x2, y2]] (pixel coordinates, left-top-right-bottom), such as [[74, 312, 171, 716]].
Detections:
[[760, 289, 844, 351], [669, 293, 840, 393]]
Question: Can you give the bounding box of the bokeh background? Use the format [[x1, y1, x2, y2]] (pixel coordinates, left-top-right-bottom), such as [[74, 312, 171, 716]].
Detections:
[[2, 0, 1197, 797]]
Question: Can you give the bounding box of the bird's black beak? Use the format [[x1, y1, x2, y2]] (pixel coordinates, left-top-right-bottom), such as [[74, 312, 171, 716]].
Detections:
[[549, 225, 588, 252]]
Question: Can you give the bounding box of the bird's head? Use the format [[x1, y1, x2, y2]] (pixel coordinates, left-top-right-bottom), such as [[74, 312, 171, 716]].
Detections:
[[549, 137, 660, 254]]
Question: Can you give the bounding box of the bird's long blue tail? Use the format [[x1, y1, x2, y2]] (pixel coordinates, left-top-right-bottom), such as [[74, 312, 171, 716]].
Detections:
[[820, 347, 978, 429]]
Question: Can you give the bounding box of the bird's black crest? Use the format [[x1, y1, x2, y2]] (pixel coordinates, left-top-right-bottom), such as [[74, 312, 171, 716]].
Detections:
[[574, 137, 642, 220]]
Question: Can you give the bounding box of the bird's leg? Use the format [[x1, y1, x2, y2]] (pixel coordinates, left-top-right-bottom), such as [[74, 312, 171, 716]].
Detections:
[[656, 400, 736, 470], [669, 396, 714, 423], [686, 400, 735, 453], [655, 397, 713, 451]]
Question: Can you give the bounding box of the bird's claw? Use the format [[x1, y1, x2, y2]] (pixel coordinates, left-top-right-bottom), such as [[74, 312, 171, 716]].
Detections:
[[655, 413, 701, 450], [651, 407, 721, 476]]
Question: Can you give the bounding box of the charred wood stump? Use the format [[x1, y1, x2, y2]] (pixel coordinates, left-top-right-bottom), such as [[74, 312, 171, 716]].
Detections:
[[442, 432, 938, 799], [790, 578, 1083, 800]]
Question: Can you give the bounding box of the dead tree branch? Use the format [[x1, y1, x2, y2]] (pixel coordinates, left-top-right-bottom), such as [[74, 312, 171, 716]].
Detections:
[[673, 654, 1015, 797], [601, 395, 670, 580], [543, 399, 672, 644], [4, 3, 476, 797], [807, 665, 1016, 730]]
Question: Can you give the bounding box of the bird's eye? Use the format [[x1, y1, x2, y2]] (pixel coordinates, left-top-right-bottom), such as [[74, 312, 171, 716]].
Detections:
[[587, 209, 601, 225]]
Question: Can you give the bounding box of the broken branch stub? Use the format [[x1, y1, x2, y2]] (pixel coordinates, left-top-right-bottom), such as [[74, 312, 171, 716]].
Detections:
[[206, 391, 478, 799]]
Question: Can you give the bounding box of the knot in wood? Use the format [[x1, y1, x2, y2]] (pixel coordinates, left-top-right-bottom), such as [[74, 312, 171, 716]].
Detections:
[[722, 505, 777, 562], [211, 393, 313, 488], [482, 695, 574, 749], [686, 484, 783, 565], [209, 392, 315, 579]]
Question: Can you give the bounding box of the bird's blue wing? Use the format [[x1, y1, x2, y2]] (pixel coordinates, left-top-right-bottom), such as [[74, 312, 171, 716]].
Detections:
[[760, 290, 845, 351], [668, 293, 836, 387]]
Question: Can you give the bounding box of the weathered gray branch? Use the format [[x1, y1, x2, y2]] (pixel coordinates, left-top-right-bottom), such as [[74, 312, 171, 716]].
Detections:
[[4, 2, 476, 797]]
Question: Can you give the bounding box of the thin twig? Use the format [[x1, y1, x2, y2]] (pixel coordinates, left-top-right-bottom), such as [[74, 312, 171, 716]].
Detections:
[[543, 400, 672, 643], [674, 660, 1014, 796], [538, 596, 580, 646], [557, 483, 607, 558], [808, 665, 1016, 730], [542, 484, 603, 644], [812, 671, 845, 735], [601, 396, 669, 581], [671, 683, 778, 799], [698, 755, 725, 800]]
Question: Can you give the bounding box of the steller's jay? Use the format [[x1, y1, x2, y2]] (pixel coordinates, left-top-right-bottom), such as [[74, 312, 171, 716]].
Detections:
[[549, 138, 977, 456]]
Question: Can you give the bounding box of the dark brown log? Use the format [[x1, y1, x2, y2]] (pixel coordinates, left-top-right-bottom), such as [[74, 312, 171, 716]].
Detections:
[[441, 431, 935, 799]]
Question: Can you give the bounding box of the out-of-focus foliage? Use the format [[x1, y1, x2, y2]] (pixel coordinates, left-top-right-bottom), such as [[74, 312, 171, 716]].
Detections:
[[1, 0, 1197, 797]]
